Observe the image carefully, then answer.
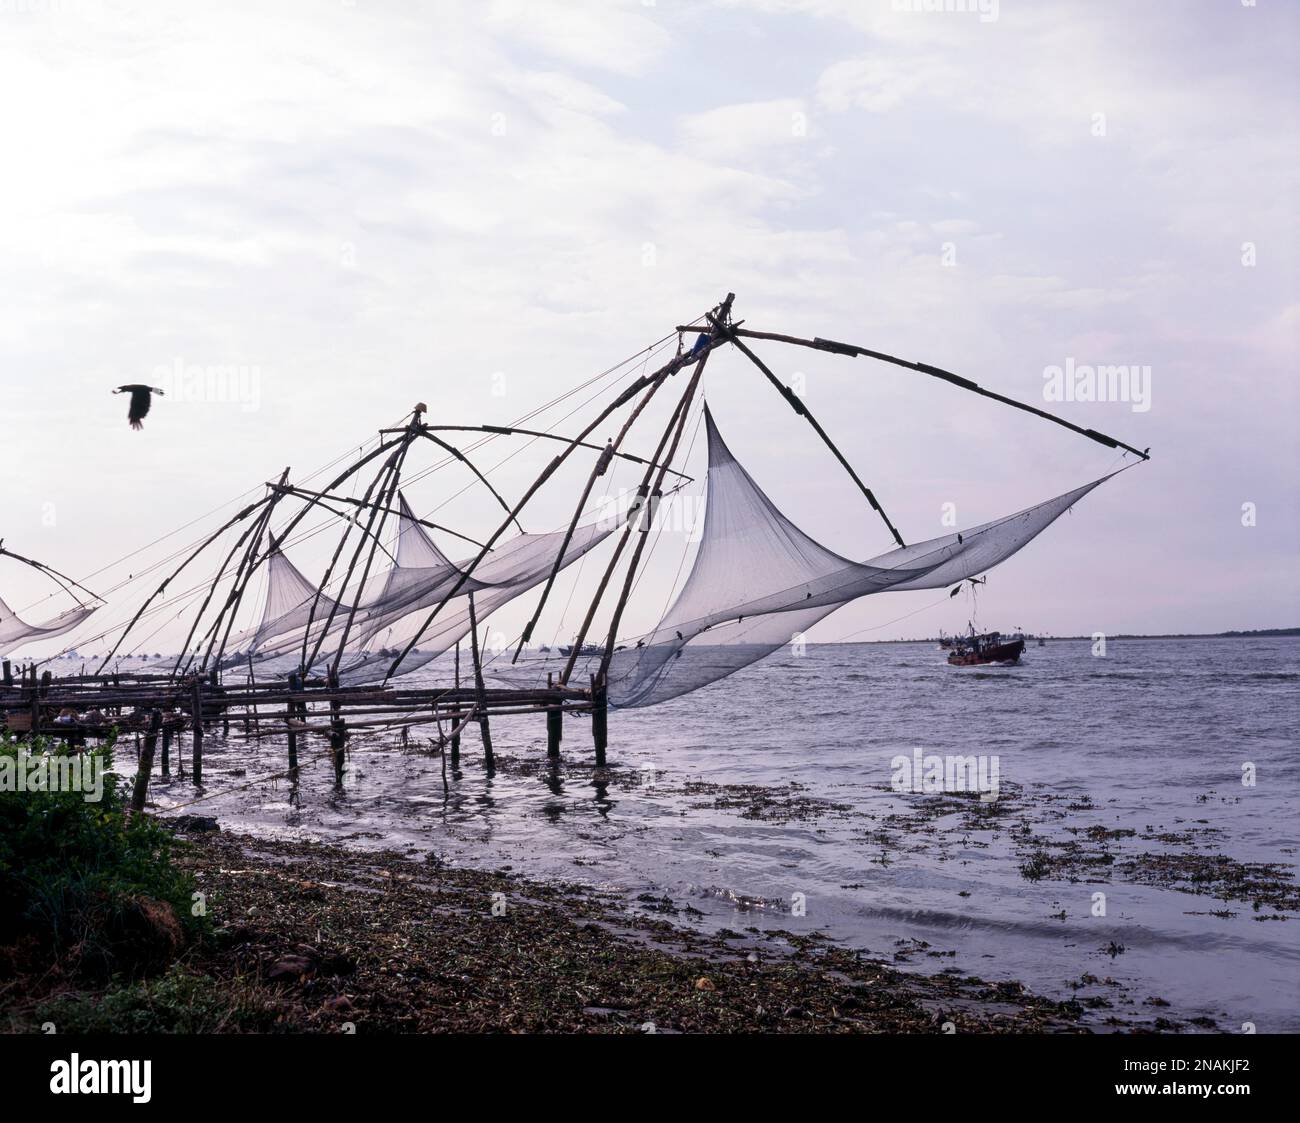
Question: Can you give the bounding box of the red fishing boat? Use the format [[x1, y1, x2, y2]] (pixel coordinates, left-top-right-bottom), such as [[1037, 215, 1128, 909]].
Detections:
[[947, 630, 1024, 667]]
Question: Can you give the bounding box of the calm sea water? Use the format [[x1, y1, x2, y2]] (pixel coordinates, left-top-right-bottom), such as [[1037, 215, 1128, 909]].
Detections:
[[146, 636, 1300, 1031]]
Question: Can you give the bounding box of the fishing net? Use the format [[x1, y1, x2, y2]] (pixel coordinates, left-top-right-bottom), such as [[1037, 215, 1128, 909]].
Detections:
[[603, 407, 1114, 708], [234, 490, 625, 683], [0, 595, 98, 658]]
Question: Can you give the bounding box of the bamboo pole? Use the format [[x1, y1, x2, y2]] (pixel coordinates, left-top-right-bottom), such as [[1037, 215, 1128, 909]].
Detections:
[[589, 332, 710, 684], [207, 468, 296, 672], [511, 371, 668, 664], [450, 641, 461, 764], [727, 335, 906, 547], [326, 424, 421, 678], [417, 430, 523, 534], [382, 310, 737, 682], [590, 672, 607, 766], [676, 324, 1151, 461], [557, 356, 703, 686], [172, 482, 283, 678], [96, 494, 274, 674], [286, 670, 301, 775], [303, 432, 413, 674], [401, 425, 694, 481], [562, 294, 734, 686], [269, 482, 489, 549], [190, 678, 204, 785], [466, 593, 493, 769], [546, 671, 561, 760]]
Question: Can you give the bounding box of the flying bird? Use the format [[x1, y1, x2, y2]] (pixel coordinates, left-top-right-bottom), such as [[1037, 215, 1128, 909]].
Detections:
[[113, 385, 164, 430]]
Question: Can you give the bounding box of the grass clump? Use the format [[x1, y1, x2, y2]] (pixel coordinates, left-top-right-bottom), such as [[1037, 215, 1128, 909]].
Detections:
[[34, 967, 283, 1034]]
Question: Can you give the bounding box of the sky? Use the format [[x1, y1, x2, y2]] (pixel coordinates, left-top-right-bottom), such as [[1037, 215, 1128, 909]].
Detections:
[[0, 0, 1296, 658]]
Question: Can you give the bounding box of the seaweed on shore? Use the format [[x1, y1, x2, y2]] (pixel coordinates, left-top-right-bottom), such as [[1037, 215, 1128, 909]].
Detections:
[[4, 830, 1118, 1034]]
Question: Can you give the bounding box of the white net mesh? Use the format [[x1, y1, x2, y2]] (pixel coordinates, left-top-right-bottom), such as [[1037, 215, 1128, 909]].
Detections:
[[603, 407, 1113, 708], [0, 594, 98, 658]]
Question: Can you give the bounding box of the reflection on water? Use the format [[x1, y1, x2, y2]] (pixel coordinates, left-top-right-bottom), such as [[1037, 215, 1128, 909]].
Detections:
[[147, 637, 1300, 1030]]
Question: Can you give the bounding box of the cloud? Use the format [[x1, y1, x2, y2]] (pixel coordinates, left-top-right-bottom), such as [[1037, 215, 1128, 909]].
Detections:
[[680, 98, 811, 160], [0, 0, 1294, 643]]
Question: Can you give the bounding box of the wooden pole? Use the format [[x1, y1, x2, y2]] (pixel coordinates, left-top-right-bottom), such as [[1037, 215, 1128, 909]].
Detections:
[[563, 294, 734, 687], [96, 493, 276, 674], [466, 594, 493, 769], [728, 335, 905, 547], [557, 371, 696, 686], [161, 723, 172, 776], [383, 316, 737, 681], [130, 708, 163, 814], [546, 672, 562, 760], [675, 323, 1151, 461], [172, 490, 279, 678], [511, 372, 668, 664], [206, 469, 294, 673], [190, 677, 204, 785], [330, 718, 346, 788], [325, 431, 417, 676], [591, 673, 608, 767], [246, 654, 261, 738], [417, 430, 524, 533], [450, 642, 461, 764], [326, 667, 345, 787], [286, 671, 301, 775], [589, 338, 713, 684]]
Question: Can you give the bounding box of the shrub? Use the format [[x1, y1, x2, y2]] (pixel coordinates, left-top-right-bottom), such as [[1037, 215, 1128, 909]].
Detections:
[[0, 735, 207, 979]]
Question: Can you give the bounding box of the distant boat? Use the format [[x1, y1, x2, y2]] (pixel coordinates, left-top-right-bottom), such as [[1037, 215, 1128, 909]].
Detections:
[[947, 630, 1024, 667], [558, 641, 603, 657], [1037, 636, 1046, 647]]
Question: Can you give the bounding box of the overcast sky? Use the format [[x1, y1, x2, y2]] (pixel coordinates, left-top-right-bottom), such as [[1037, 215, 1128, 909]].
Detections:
[[1, 0, 1296, 655]]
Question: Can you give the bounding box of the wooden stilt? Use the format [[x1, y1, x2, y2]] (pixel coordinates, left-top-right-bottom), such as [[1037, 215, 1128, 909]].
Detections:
[[450, 643, 461, 764], [286, 671, 301, 774], [591, 673, 608, 767], [131, 708, 163, 814], [246, 655, 261, 738], [467, 594, 493, 769], [161, 724, 172, 776], [546, 675, 562, 761], [330, 719, 346, 788], [190, 677, 204, 785]]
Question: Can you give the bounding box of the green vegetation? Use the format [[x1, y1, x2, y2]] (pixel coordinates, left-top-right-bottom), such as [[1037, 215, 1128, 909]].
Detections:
[[0, 736, 207, 981], [34, 967, 281, 1034]]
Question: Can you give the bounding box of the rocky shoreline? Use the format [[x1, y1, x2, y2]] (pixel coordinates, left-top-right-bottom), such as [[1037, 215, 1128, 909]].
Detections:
[[10, 824, 1127, 1034]]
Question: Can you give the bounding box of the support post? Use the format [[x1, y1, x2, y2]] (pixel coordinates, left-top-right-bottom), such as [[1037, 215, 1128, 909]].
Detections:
[[591, 674, 608, 767], [2, 659, 10, 687], [131, 708, 163, 814], [546, 674, 562, 761], [450, 643, 461, 764], [161, 723, 172, 776], [286, 671, 301, 774], [246, 655, 261, 738], [190, 677, 204, 785], [330, 719, 346, 789], [466, 594, 493, 769]]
